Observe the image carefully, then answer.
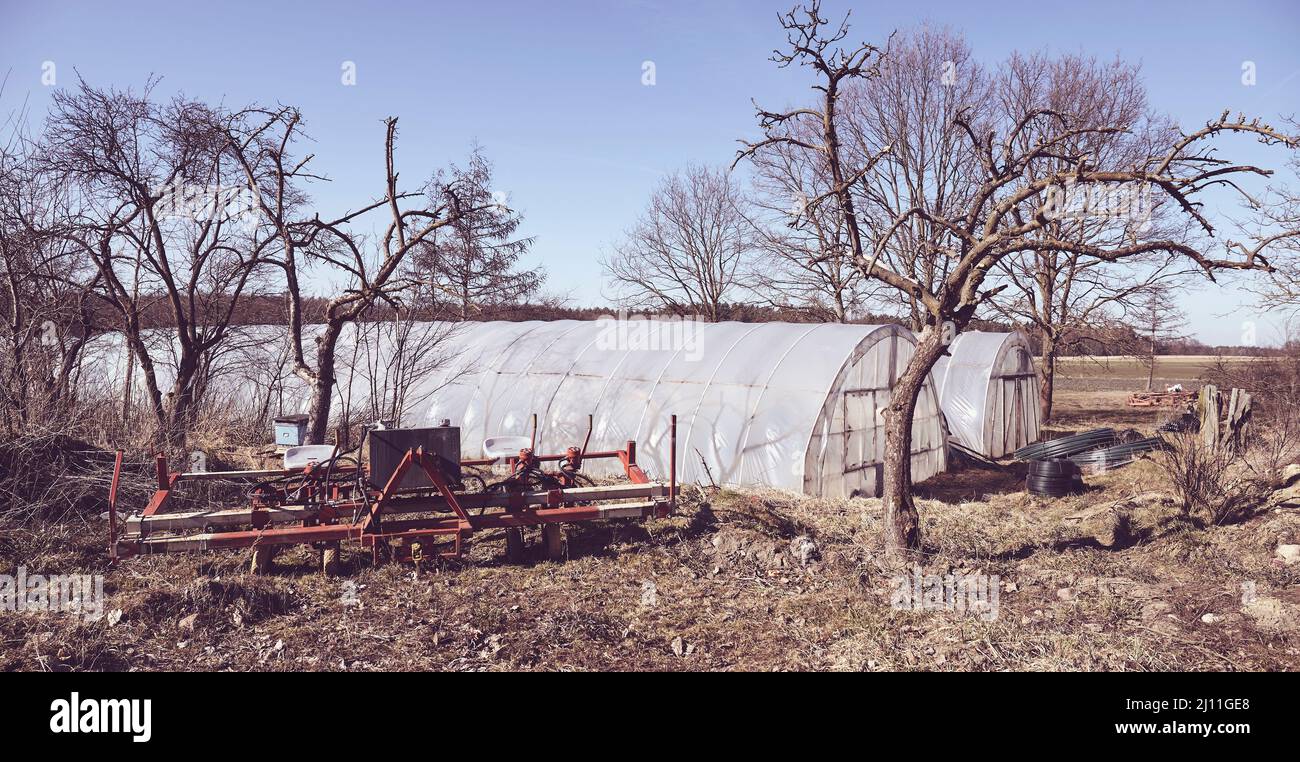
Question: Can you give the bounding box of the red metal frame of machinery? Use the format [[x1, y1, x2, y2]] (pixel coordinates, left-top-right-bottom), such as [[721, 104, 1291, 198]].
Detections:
[[109, 416, 678, 567]]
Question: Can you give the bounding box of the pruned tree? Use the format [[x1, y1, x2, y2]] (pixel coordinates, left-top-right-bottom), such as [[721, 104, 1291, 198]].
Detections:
[[603, 165, 753, 321], [224, 111, 507, 443], [739, 1, 1300, 554]]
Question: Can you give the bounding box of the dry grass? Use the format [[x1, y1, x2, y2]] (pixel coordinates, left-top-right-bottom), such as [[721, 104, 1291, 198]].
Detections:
[[1, 396, 1297, 671]]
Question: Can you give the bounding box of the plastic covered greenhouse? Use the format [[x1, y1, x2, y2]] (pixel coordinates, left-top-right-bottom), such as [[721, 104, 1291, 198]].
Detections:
[[82, 320, 949, 498], [931, 331, 1041, 458]]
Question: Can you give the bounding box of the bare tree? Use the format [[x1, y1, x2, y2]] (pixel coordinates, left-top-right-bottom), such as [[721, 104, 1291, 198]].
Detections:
[[41, 79, 274, 447], [740, 2, 1299, 553], [735, 4, 890, 283], [1247, 119, 1300, 312], [604, 165, 753, 321], [987, 52, 1192, 422], [1130, 284, 1189, 391], [839, 24, 991, 330], [0, 108, 100, 433], [744, 104, 873, 321], [224, 111, 505, 443]]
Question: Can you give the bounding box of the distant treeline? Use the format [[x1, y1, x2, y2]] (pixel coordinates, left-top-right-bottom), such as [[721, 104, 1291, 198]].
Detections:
[[22, 292, 1015, 333], [1054, 332, 1290, 358], [15, 291, 1279, 357]]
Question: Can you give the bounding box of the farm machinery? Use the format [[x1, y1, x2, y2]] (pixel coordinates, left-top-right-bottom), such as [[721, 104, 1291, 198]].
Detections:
[[107, 416, 677, 573]]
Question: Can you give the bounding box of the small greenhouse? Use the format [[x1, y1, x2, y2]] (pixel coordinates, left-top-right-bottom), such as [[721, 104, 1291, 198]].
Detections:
[[931, 331, 1041, 458], [83, 319, 949, 498]]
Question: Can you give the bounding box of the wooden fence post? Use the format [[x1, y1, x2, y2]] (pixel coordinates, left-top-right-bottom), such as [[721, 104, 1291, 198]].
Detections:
[[1199, 384, 1221, 451]]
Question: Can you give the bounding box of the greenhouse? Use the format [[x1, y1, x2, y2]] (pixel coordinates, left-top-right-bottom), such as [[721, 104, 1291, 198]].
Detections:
[[411, 320, 948, 498], [931, 331, 1041, 458], [84, 319, 949, 498]]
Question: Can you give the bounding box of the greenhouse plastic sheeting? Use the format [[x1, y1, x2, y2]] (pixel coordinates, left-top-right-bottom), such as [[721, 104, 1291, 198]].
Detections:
[[932, 331, 1041, 458], [81, 319, 948, 496]]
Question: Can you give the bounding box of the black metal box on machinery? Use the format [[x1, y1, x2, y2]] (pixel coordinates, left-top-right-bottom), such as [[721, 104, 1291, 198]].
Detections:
[[367, 426, 462, 489]]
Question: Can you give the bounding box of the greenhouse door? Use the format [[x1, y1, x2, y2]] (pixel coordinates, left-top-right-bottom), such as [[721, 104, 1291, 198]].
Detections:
[[995, 374, 1035, 457], [841, 387, 885, 497]]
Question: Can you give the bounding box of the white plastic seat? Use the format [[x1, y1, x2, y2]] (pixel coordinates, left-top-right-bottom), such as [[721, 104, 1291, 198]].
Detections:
[[482, 435, 532, 459], [283, 444, 338, 469]]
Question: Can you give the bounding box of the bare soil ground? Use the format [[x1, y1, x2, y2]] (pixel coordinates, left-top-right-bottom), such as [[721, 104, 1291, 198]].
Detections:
[[1055, 354, 1248, 393], [2, 387, 1298, 671]]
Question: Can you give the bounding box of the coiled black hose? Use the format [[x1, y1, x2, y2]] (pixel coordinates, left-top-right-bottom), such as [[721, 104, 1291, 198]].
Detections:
[[1013, 428, 1116, 462], [1025, 458, 1084, 497], [1068, 437, 1167, 470]]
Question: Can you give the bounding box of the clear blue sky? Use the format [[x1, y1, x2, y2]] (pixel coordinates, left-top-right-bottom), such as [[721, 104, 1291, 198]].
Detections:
[[3, 0, 1298, 344]]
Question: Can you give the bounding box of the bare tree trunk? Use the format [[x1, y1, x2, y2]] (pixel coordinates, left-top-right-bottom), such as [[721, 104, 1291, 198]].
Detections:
[[121, 250, 142, 424], [306, 322, 342, 444], [881, 325, 946, 555], [307, 376, 334, 444], [165, 359, 198, 450], [121, 343, 135, 424], [6, 327, 28, 427], [1039, 334, 1057, 424], [1147, 337, 1156, 392], [117, 322, 172, 446]]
